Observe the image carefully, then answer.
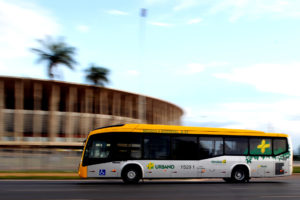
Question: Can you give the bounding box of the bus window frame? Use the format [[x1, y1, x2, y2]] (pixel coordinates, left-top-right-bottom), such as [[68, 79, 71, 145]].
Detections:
[[171, 134, 199, 160], [248, 137, 273, 156], [82, 132, 290, 166], [142, 133, 172, 160], [272, 137, 289, 156], [82, 133, 113, 166]]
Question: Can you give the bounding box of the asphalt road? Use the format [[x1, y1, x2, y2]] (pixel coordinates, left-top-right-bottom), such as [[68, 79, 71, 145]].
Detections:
[[1, 175, 300, 200]]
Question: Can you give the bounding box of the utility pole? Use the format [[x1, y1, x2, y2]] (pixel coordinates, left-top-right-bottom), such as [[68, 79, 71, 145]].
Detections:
[[138, 8, 147, 123]]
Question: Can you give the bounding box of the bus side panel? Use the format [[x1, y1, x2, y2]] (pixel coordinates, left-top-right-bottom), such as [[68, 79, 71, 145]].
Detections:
[[196, 156, 231, 178], [142, 158, 229, 178], [247, 157, 275, 178], [140, 160, 175, 178], [245, 156, 291, 178], [87, 163, 122, 178]]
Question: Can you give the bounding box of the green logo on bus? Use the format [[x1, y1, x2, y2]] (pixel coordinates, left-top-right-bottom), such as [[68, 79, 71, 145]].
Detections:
[[155, 165, 175, 169], [147, 162, 154, 170]]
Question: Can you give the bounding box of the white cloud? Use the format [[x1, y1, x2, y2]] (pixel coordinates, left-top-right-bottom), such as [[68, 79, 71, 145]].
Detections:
[[107, 9, 129, 16], [145, 0, 169, 5], [214, 62, 300, 96], [0, 0, 60, 78], [183, 99, 300, 150], [147, 0, 300, 22], [0, 0, 60, 59], [187, 18, 203, 24], [209, 0, 300, 22], [175, 61, 228, 75], [208, 61, 229, 67], [177, 63, 206, 75], [76, 25, 90, 33], [126, 70, 140, 76], [173, 0, 198, 11], [0, 61, 45, 78], [149, 21, 174, 27]]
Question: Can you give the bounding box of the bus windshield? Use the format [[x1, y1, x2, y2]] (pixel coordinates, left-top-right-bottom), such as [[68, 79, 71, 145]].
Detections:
[[83, 134, 112, 166]]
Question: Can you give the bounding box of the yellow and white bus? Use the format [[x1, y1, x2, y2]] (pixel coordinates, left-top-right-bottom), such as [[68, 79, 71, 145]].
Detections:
[[78, 124, 292, 183]]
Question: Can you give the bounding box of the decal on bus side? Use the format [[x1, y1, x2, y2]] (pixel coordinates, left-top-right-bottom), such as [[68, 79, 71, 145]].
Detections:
[[99, 169, 106, 176], [146, 162, 175, 170], [245, 139, 290, 164], [257, 139, 270, 154], [211, 160, 227, 164]]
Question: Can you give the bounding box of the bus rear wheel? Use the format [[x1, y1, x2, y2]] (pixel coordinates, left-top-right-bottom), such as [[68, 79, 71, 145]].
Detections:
[[223, 178, 233, 183], [231, 166, 249, 183], [121, 166, 141, 184]]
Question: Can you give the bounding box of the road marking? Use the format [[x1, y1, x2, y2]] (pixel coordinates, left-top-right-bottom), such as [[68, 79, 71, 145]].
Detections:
[[48, 199, 89, 200], [6, 189, 100, 192], [261, 196, 300, 198]]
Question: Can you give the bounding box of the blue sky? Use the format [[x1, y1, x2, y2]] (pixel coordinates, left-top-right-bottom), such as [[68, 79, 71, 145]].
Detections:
[[1, 0, 300, 150]]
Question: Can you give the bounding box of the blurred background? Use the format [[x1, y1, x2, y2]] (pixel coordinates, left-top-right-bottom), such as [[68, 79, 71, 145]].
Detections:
[[2, 0, 300, 171], [0, 76, 183, 171]]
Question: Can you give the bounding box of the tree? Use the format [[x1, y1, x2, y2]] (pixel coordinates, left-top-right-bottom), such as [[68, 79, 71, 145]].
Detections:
[[85, 64, 110, 86], [31, 36, 77, 79]]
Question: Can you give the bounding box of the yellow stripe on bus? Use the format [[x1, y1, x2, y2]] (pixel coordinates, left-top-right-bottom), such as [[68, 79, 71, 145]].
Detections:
[[88, 124, 288, 138]]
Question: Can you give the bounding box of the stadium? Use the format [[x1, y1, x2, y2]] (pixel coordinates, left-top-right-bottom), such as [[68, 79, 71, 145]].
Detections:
[[0, 76, 183, 148]]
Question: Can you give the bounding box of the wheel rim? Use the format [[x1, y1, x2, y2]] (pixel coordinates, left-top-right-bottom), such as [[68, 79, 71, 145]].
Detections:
[[234, 170, 245, 181], [127, 170, 136, 180]]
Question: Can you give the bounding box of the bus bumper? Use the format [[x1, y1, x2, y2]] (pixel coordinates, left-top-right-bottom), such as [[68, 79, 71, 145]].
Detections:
[[78, 165, 87, 178]]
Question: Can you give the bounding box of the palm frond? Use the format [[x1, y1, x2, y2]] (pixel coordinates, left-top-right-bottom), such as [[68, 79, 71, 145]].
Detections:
[[85, 64, 110, 86], [31, 36, 77, 79]]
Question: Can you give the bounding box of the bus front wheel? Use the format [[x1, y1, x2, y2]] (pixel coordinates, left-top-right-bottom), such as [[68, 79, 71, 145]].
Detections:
[[121, 166, 141, 184]]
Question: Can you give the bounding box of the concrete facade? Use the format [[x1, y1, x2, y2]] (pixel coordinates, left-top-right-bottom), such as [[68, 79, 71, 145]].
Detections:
[[0, 76, 183, 148]]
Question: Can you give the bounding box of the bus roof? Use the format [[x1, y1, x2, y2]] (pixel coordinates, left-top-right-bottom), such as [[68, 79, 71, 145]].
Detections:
[[89, 124, 289, 138]]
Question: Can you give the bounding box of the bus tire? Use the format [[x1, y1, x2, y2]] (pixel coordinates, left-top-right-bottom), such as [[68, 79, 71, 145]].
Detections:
[[223, 178, 233, 183], [121, 165, 142, 184], [231, 166, 249, 183]]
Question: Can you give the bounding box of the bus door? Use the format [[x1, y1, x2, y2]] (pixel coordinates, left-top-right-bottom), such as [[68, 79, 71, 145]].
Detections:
[[171, 136, 198, 178], [83, 134, 119, 178], [143, 135, 173, 178], [198, 137, 225, 177]]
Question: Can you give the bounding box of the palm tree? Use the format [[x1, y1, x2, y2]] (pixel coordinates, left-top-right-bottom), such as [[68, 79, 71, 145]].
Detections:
[[31, 36, 77, 79], [85, 64, 110, 86]]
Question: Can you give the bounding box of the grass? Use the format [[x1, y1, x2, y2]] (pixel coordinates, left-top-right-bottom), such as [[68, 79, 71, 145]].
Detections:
[[0, 176, 79, 180], [0, 171, 79, 179], [293, 166, 300, 173], [0, 170, 76, 173]]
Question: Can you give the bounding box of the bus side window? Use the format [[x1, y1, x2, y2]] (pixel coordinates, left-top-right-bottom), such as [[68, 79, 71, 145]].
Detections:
[[225, 137, 248, 155], [199, 137, 223, 159], [143, 135, 171, 159], [114, 133, 142, 160], [172, 136, 198, 160], [249, 138, 272, 155], [273, 138, 287, 155]]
